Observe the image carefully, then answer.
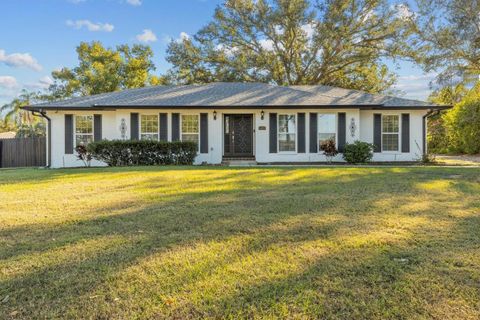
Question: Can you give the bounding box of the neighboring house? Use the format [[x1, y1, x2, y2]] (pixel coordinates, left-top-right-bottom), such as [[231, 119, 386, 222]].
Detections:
[[23, 82, 449, 168], [0, 132, 16, 139]]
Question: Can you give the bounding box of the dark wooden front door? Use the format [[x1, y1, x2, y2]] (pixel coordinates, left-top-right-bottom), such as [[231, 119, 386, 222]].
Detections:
[[224, 114, 254, 157]]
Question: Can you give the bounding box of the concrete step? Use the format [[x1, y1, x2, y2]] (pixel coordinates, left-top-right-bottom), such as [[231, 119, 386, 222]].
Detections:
[[222, 160, 257, 166]]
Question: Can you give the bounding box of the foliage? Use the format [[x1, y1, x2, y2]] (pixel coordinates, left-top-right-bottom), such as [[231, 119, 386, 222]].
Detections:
[[49, 42, 160, 99], [343, 140, 374, 163], [426, 84, 469, 153], [87, 140, 198, 166], [1, 167, 479, 319], [0, 90, 40, 128], [419, 153, 437, 164], [166, 0, 419, 93], [15, 122, 46, 138], [413, 0, 480, 86], [75, 145, 93, 167], [0, 119, 16, 132], [442, 84, 480, 154], [319, 139, 338, 162]]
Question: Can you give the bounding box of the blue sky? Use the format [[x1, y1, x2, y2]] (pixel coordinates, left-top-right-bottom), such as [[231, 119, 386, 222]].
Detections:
[[0, 0, 435, 106]]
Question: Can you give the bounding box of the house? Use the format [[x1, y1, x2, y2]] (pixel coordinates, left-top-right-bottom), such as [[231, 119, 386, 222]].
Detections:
[[23, 82, 449, 168], [0, 132, 16, 139]]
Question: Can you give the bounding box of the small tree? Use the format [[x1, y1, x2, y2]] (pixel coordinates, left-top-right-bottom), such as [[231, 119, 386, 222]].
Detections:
[[75, 145, 92, 167], [320, 139, 338, 163]]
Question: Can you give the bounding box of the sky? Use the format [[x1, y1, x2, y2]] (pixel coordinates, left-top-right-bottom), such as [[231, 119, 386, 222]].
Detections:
[[0, 0, 436, 107]]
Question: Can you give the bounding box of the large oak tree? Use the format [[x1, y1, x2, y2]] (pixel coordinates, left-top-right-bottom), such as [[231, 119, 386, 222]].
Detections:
[[166, 0, 418, 93], [414, 0, 480, 85]]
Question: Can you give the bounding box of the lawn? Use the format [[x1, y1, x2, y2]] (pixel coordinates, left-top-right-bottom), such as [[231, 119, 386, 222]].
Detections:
[[1, 166, 479, 319]]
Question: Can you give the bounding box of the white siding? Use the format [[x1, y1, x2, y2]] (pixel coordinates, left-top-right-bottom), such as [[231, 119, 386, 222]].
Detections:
[[46, 108, 428, 168], [359, 110, 425, 162]]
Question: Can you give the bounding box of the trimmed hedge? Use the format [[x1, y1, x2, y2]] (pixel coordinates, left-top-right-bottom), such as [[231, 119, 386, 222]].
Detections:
[[87, 140, 198, 166]]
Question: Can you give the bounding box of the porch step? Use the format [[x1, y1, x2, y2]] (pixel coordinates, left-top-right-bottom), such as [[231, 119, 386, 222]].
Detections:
[[222, 157, 257, 166]]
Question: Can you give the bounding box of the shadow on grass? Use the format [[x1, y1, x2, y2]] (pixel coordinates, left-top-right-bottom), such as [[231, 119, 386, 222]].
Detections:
[[0, 167, 479, 318]]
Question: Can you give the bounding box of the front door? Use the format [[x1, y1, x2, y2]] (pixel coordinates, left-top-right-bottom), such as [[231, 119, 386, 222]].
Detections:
[[224, 114, 254, 157]]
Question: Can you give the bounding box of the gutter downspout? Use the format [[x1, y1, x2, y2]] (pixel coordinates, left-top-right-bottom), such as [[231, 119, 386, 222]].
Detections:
[[31, 110, 51, 168], [422, 109, 440, 156]]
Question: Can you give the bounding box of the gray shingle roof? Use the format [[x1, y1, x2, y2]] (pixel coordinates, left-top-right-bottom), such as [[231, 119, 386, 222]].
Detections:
[[26, 82, 447, 110]]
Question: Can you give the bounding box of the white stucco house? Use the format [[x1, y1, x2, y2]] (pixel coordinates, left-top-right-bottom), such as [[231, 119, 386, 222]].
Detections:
[[24, 82, 448, 168]]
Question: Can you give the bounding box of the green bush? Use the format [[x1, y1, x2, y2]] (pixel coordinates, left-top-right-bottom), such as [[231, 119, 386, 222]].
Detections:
[[87, 140, 198, 166], [343, 141, 374, 164], [443, 94, 480, 154]]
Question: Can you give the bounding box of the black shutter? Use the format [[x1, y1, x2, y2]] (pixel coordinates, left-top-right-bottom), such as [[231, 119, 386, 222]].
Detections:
[[94, 114, 102, 141], [402, 113, 410, 153], [309, 113, 317, 153], [172, 113, 180, 141], [338, 112, 346, 152], [297, 113, 305, 153], [65, 114, 73, 154], [130, 113, 139, 140], [159, 113, 168, 141], [269, 113, 277, 153], [373, 114, 382, 152], [200, 113, 208, 153]]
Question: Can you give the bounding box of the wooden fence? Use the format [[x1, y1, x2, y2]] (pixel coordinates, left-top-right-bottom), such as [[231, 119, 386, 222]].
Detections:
[[0, 137, 46, 168]]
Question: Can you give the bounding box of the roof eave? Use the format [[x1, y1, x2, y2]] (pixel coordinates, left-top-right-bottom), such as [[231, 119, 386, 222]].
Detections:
[[23, 104, 451, 111]]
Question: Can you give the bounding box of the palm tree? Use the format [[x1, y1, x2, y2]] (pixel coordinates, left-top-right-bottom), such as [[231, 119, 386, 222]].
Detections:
[[0, 90, 38, 128]]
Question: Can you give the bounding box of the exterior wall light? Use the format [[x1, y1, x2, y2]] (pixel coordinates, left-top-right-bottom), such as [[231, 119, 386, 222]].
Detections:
[[213, 110, 217, 120], [261, 110, 265, 120]]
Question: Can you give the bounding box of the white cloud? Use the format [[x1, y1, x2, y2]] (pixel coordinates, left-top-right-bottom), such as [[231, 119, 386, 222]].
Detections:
[[393, 72, 437, 100], [394, 4, 415, 21], [163, 32, 191, 44], [0, 49, 42, 71], [126, 0, 141, 6], [259, 39, 274, 51], [66, 19, 114, 32], [179, 32, 190, 41], [26, 76, 54, 90], [216, 44, 239, 57], [136, 29, 157, 43], [0, 76, 18, 89], [301, 23, 315, 39]]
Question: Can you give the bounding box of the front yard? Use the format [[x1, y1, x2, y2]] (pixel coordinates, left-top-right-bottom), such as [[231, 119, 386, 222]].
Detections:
[[1, 167, 479, 319]]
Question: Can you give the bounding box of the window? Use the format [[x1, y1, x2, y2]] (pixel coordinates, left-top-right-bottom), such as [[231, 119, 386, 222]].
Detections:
[[75, 115, 93, 146], [140, 114, 159, 140], [382, 115, 399, 151], [181, 114, 199, 148], [318, 114, 336, 149], [278, 114, 296, 152]]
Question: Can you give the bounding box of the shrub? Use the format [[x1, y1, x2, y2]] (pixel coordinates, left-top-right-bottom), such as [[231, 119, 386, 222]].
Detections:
[[443, 94, 480, 154], [343, 141, 374, 164], [75, 145, 93, 167], [320, 139, 338, 163], [427, 113, 449, 154], [419, 153, 437, 164], [87, 140, 198, 166]]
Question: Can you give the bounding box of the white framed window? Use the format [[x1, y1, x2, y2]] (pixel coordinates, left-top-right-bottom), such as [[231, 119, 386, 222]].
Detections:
[[181, 114, 199, 149], [382, 115, 399, 151], [140, 114, 159, 140], [75, 115, 93, 146], [318, 113, 336, 150], [278, 114, 296, 152]]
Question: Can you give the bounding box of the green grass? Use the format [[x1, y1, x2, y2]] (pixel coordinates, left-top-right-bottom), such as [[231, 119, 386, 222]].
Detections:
[[1, 166, 479, 319]]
